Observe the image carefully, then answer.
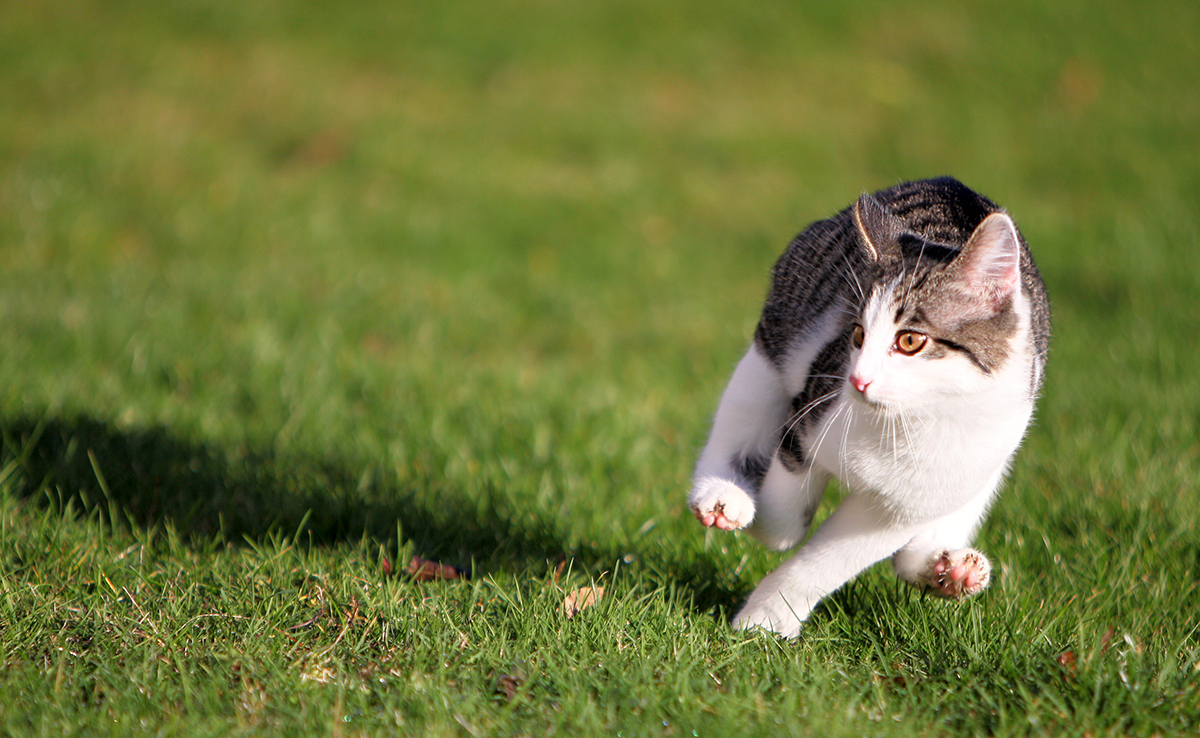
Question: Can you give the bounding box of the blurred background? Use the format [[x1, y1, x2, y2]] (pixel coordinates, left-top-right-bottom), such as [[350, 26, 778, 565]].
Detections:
[[1, 0, 1197, 556]]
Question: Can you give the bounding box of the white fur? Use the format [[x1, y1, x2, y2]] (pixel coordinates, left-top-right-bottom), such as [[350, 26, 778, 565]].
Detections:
[[689, 310, 841, 544], [690, 276, 1038, 638], [691, 345, 789, 494]]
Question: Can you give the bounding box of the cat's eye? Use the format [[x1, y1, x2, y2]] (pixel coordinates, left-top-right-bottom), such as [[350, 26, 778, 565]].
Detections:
[[851, 324, 864, 349], [894, 331, 928, 356]]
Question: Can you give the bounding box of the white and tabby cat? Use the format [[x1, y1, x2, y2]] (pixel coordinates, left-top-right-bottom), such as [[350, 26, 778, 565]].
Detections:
[[690, 177, 1050, 637]]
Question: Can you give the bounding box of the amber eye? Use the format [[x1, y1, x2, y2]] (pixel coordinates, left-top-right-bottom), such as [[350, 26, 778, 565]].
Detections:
[[894, 331, 928, 356], [851, 324, 865, 349]]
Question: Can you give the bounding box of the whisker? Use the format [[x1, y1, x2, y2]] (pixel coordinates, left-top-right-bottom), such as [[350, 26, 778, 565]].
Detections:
[[848, 275, 865, 304], [892, 416, 900, 467], [900, 238, 929, 309], [775, 389, 842, 448], [836, 263, 866, 304], [837, 402, 853, 484], [905, 405, 935, 433], [832, 298, 860, 319], [887, 414, 898, 469], [803, 400, 846, 478], [782, 393, 849, 460], [898, 412, 916, 455]]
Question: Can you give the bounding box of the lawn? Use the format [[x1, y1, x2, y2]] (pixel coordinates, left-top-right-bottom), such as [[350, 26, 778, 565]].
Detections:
[[2, 0, 1199, 735]]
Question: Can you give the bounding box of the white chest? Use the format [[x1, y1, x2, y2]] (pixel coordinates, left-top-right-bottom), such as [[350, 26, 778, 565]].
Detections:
[[810, 389, 1033, 521]]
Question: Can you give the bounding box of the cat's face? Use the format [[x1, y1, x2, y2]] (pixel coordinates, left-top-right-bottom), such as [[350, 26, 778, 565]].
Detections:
[[846, 277, 1008, 412], [847, 203, 1025, 413]]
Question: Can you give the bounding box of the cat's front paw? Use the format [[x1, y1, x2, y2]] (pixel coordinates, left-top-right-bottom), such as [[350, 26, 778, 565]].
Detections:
[[732, 592, 807, 639], [925, 548, 992, 598], [688, 476, 755, 531]]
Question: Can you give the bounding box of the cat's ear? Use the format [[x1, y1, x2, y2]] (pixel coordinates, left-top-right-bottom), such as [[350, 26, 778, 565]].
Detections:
[[854, 193, 904, 261], [950, 212, 1021, 311]]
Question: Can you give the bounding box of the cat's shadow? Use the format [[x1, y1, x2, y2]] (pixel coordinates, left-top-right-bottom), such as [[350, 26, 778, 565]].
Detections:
[[0, 414, 746, 614]]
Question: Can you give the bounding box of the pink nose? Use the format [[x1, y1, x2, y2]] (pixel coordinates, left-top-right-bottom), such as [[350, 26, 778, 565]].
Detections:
[[850, 374, 871, 394]]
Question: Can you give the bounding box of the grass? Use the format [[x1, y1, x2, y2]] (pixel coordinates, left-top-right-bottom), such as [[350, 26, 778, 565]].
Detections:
[[1, 0, 1199, 734]]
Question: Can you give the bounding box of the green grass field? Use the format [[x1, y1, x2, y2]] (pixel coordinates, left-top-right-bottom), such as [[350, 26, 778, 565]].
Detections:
[[2, 0, 1199, 735]]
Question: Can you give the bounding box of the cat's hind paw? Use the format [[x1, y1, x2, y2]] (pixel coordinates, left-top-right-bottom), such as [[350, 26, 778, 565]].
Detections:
[[926, 548, 992, 599], [688, 476, 755, 531]]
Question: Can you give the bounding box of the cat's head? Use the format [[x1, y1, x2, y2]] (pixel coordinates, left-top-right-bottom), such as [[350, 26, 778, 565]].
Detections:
[[845, 193, 1024, 412]]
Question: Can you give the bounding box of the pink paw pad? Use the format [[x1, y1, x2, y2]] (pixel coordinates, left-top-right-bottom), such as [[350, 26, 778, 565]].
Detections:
[[693, 502, 741, 531], [688, 477, 754, 531], [930, 549, 991, 598]]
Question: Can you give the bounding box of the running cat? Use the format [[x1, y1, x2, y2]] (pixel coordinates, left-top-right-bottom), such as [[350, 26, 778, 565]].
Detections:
[[689, 177, 1050, 637]]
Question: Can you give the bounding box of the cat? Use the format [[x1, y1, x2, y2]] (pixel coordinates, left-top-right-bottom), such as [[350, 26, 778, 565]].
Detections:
[[689, 177, 1050, 638]]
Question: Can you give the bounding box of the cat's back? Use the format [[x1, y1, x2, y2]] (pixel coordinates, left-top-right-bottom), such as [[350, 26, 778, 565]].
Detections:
[[754, 200, 863, 362]]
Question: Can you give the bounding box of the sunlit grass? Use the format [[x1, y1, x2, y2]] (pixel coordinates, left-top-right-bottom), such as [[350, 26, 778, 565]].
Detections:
[[1, 0, 1199, 735]]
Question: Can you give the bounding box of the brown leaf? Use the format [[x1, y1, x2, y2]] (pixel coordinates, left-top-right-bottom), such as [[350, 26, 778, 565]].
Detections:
[[561, 585, 605, 618], [871, 673, 918, 690], [286, 126, 350, 169], [488, 664, 527, 702], [495, 674, 521, 700], [406, 555, 462, 582], [1057, 650, 1077, 678]]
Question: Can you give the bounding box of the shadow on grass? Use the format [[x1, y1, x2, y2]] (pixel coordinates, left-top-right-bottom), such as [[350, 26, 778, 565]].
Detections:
[[0, 414, 746, 614]]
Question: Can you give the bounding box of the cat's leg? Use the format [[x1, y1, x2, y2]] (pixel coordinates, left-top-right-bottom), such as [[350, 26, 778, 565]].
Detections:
[[689, 345, 790, 532], [745, 454, 829, 551], [891, 486, 996, 599], [733, 493, 915, 638]]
